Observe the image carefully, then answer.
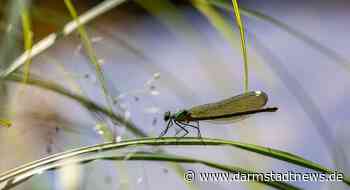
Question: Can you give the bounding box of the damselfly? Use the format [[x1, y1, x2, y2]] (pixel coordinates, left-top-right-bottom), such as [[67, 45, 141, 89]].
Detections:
[[160, 91, 278, 137]]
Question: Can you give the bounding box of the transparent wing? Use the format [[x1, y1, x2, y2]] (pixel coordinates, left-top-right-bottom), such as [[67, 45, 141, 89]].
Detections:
[[188, 91, 268, 122]]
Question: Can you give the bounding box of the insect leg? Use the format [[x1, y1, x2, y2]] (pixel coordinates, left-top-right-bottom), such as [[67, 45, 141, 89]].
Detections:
[[174, 127, 184, 136], [159, 120, 173, 137], [173, 120, 189, 137], [178, 121, 202, 139]]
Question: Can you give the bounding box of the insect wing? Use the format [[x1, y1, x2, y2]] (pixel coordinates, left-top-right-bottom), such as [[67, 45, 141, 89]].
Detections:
[[188, 91, 268, 122]]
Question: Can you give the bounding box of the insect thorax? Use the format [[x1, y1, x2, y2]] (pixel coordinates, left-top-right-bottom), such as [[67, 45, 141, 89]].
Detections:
[[174, 110, 190, 121]]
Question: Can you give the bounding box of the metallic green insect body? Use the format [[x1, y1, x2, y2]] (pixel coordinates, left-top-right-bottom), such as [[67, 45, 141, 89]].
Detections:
[[160, 91, 278, 137]]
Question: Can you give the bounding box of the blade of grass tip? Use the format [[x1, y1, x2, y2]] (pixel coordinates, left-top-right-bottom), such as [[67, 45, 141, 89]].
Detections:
[[9, 152, 300, 190], [190, 3, 259, 189], [1, 138, 349, 186], [192, 0, 249, 92], [231, 0, 248, 92], [137, 0, 245, 100], [20, 1, 33, 84], [0, 0, 128, 78]]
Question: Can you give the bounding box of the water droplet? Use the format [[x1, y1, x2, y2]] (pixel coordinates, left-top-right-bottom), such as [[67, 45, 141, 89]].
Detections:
[[150, 90, 159, 96], [153, 72, 160, 80], [95, 123, 107, 136], [115, 136, 122, 142], [144, 107, 160, 114], [98, 59, 105, 65], [149, 85, 156, 91], [137, 177, 143, 184], [163, 168, 169, 174], [124, 111, 131, 120], [152, 118, 157, 126], [92, 36, 103, 43], [120, 103, 128, 110], [98, 130, 104, 135]]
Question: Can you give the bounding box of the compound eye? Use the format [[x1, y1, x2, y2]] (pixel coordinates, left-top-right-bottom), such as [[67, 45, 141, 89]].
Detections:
[[164, 111, 171, 121]]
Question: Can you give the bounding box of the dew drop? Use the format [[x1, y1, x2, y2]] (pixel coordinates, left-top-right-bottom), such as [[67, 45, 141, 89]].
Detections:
[[163, 168, 169, 174], [152, 118, 157, 126], [91, 36, 103, 43], [150, 90, 159, 96], [137, 177, 143, 184], [124, 111, 131, 120], [98, 59, 105, 65], [153, 72, 160, 80], [115, 136, 122, 142], [146, 106, 160, 113]]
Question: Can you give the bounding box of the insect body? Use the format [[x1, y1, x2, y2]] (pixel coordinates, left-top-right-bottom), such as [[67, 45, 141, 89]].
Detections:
[[160, 91, 278, 137]]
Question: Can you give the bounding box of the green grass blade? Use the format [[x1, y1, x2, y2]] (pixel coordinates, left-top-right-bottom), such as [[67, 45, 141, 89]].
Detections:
[[1, 137, 349, 186], [19, 1, 33, 83], [230, 0, 248, 92], [2, 152, 300, 190], [63, 0, 115, 123], [198, 0, 249, 92]]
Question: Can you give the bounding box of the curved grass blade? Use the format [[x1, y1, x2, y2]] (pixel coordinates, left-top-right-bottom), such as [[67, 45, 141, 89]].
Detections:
[[19, 1, 33, 84], [191, 0, 248, 94], [193, 0, 249, 92], [0, 152, 300, 190], [230, 0, 249, 92], [1, 137, 349, 186]]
